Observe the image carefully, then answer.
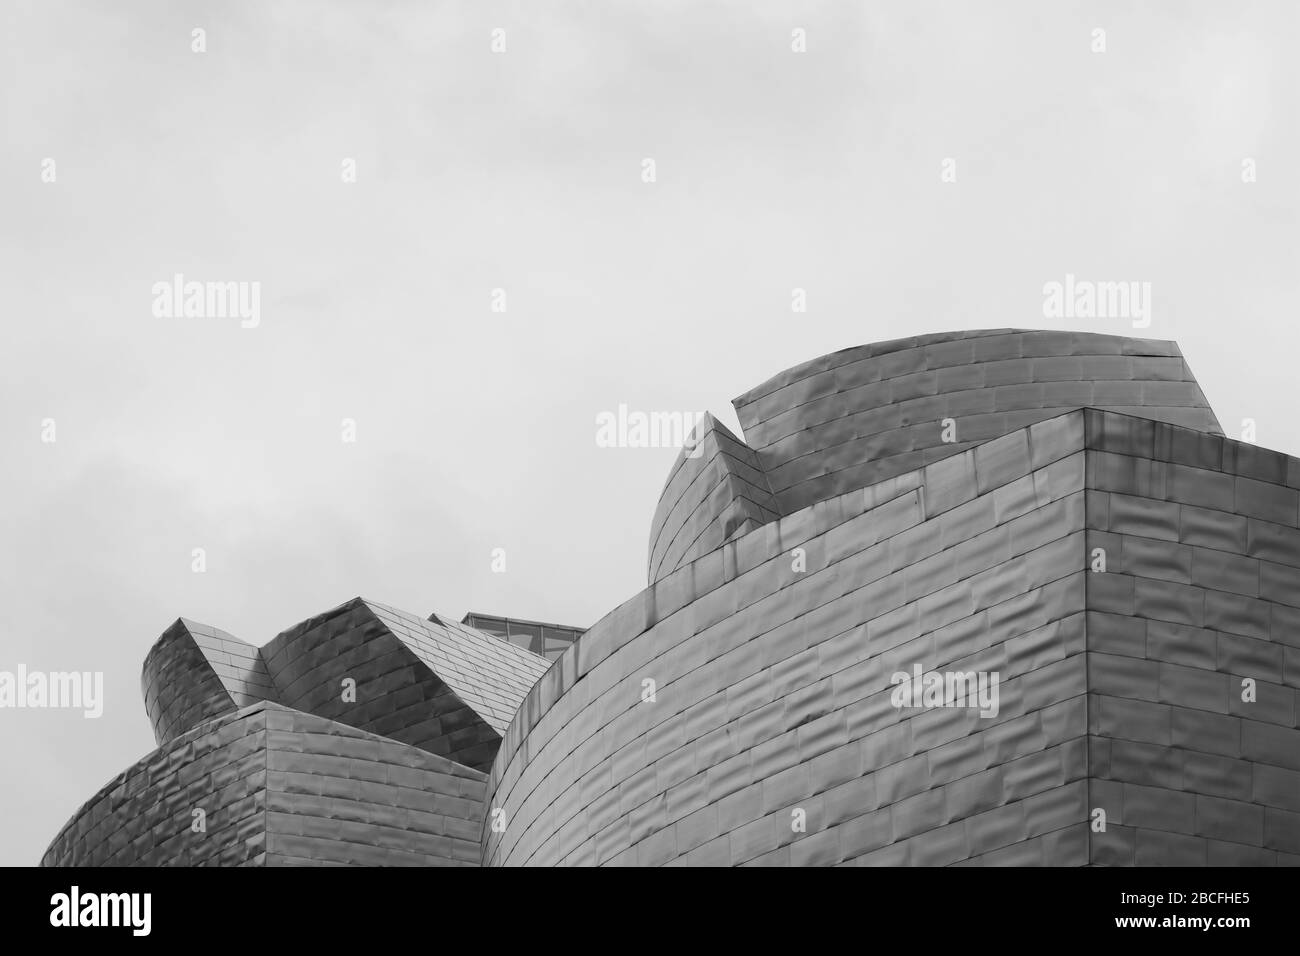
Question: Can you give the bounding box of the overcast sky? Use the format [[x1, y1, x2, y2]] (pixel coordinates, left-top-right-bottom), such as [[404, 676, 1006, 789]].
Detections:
[[2, 0, 1297, 866]]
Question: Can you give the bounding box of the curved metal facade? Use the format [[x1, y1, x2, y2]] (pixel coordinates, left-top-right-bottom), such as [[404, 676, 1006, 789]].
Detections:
[[260, 598, 550, 772], [143, 618, 275, 745], [487, 405, 1300, 866], [733, 329, 1221, 517], [648, 330, 1222, 583], [488, 412, 1094, 866], [42, 703, 485, 867], [44, 329, 1300, 867], [647, 413, 781, 584], [45, 596, 544, 866]]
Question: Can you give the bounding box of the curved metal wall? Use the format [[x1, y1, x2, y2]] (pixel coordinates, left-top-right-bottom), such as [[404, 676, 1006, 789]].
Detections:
[[142, 619, 243, 745], [260, 597, 549, 772], [486, 413, 1094, 866], [51, 330, 1300, 868], [42, 702, 485, 867], [486, 409, 1300, 866], [732, 329, 1222, 516], [646, 330, 1223, 587], [647, 414, 781, 584]]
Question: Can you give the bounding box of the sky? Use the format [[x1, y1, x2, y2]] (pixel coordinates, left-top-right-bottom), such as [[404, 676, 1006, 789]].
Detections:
[[1, 0, 1297, 866]]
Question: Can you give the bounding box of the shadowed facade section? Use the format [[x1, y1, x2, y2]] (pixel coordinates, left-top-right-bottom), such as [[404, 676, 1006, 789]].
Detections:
[[142, 618, 275, 745], [1081, 410, 1300, 864], [648, 413, 781, 583], [261, 597, 550, 772]]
